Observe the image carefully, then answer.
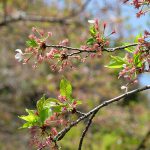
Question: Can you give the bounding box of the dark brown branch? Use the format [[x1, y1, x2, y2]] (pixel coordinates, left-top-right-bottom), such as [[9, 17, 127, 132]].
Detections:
[[78, 110, 97, 150], [54, 85, 150, 141], [46, 43, 138, 55], [136, 130, 150, 150]]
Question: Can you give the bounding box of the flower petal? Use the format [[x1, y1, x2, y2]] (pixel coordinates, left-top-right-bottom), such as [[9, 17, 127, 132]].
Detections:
[[88, 20, 95, 24], [15, 49, 23, 54]]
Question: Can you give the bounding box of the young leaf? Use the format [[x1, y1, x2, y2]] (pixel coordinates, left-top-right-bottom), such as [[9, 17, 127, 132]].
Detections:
[[106, 55, 126, 69], [105, 61, 124, 69], [21, 122, 34, 129], [134, 33, 142, 43], [54, 54, 61, 58], [110, 55, 126, 63], [39, 108, 52, 123], [76, 100, 82, 105], [26, 39, 38, 47], [125, 47, 134, 53], [37, 95, 45, 113], [89, 26, 96, 36], [86, 37, 95, 45], [19, 109, 39, 128], [60, 78, 72, 99], [51, 105, 63, 113]]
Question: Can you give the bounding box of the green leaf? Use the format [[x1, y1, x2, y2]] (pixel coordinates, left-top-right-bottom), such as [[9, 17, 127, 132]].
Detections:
[[125, 47, 134, 53], [51, 105, 63, 112], [54, 54, 61, 58], [89, 26, 96, 36], [21, 122, 34, 129], [106, 55, 126, 69], [134, 33, 142, 43], [37, 95, 45, 113], [86, 37, 95, 45], [105, 61, 124, 69], [133, 54, 140, 65], [19, 109, 39, 128], [43, 98, 60, 108], [60, 78, 72, 99], [19, 109, 38, 122], [76, 100, 82, 105], [110, 55, 126, 63], [26, 39, 38, 47], [39, 108, 52, 123]]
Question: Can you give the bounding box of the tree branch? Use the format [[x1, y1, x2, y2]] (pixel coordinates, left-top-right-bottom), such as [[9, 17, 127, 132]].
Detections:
[[136, 130, 150, 150], [0, 15, 70, 27], [63, 0, 93, 19], [54, 85, 150, 141], [0, 0, 92, 27], [78, 110, 97, 150], [46, 43, 138, 56]]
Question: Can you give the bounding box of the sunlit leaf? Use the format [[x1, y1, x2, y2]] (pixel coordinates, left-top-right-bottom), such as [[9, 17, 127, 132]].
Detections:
[[60, 78, 72, 99]]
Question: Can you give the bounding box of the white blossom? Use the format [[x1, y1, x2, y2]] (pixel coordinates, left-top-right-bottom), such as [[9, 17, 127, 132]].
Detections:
[[122, 64, 126, 68], [15, 49, 23, 62], [88, 19, 95, 24], [121, 85, 128, 92]]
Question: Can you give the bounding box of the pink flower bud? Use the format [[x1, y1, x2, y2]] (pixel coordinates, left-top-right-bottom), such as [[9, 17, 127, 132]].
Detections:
[[48, 32, 52, 37], [103, 22, 107, 30], [28, 34, 35, 40], [32, 27, 37, 32], [51, 128, 58, 136], [111, 29, 116, 34]]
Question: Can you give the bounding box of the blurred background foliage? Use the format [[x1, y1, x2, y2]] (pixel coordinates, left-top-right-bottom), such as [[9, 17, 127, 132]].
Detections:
[[0, 0, 150, 150]]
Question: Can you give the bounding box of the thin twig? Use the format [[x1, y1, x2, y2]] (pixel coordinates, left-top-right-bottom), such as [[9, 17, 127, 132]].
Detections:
[[54, 85, 150, 141], [78, 110, 97, 150], [0, 15, 69, 27], [136, 130, 150, 150], [76, 110, 86, 116], [46, 43, 138, 55], [63, 0, 93, 19]]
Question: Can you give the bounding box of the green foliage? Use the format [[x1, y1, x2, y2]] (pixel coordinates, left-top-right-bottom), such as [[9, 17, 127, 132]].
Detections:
[[124, 43, 134, 53], [19, 109, 39, 128], [54, 54, 61, 58], [134, 33, 142, 43], [86, 37, 95, 45], [106, 55, 126, 69], [89, 25, 97, 36], [60, 78, 72, 100], [26, 39, 38, 48], [19, 78, 81, 129]]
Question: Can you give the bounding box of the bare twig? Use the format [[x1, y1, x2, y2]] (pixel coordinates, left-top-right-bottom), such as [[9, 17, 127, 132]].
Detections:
[[76, 110, 86, 116], [0, 0, 92, 27], [63, 0, 93, 19], [0, 15, 70, 27], [54, 85, 150, 141]]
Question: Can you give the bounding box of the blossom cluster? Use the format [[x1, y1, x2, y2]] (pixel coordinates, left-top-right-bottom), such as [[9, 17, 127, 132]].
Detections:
[[15, 27, 71, 71], [119, 30, 150, 83], [123, 0, 150, 17], [15, 20, 116, 72], [86, 19, 116, 58], [19, 78, 81, 150]]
